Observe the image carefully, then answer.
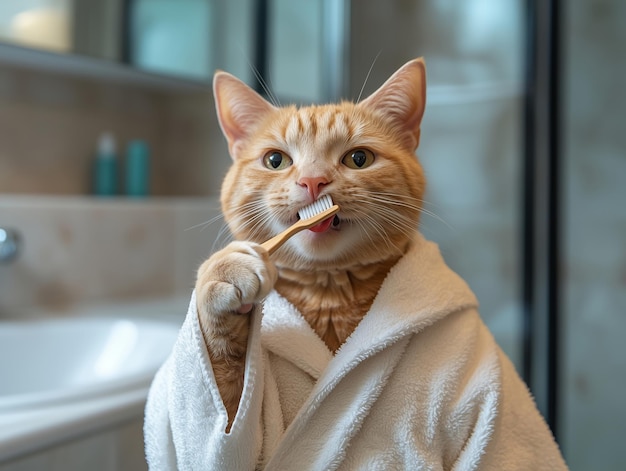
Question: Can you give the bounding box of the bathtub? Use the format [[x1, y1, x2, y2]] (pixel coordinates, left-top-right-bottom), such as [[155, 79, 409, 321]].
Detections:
[[0, 297, 186, 464]]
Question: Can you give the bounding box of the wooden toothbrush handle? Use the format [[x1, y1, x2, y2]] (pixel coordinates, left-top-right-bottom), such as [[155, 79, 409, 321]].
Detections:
[[260, 205, 339, 255], [261, 224, 306, 255]]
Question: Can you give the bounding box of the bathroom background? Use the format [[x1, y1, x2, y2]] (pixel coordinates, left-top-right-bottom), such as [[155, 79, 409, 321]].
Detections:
[[0, 0, 624, 470]]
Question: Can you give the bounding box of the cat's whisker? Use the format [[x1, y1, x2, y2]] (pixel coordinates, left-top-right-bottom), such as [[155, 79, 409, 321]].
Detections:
[[365, 191, 424, 208], [360, 220, 393, 252], [418, 208, 453, 230], [351, 208, 402, 253], [184, 212, 225, 232], [355, 218, 378, 247], [233, 209, 278, 242], [360, 202, 421, 243], [362, 192, 453, 230], [352, 208, 386, 241], [211, 223, 234, 252], [375, 218, 417, 243], [367, 192, 422, 209], [247, 62, 280, 107], [181, 213, 233, 254], [232, 202, 270, 221], [357, 50, 382, 103], [233, 216, 264, 240], [233, 45, 281, 107], [353, 193, 417, 222]]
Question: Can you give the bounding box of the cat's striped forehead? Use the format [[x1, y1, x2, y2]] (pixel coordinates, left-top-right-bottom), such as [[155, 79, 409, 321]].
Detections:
[[271, 105, 362, 149]]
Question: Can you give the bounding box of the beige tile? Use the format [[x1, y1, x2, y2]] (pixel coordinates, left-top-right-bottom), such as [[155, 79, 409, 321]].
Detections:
[[0, 196, 223, 313]]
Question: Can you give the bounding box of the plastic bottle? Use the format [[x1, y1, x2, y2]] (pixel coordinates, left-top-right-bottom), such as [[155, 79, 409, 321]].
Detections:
[[125, 140, 150, 197], [93, 132, 118, 196]]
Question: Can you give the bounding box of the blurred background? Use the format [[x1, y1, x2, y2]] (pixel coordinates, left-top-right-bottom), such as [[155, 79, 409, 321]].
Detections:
[[0, 0, 624, 470]]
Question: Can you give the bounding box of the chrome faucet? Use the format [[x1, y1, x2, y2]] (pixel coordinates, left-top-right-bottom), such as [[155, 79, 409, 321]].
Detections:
[[0, 227, 20, 263]]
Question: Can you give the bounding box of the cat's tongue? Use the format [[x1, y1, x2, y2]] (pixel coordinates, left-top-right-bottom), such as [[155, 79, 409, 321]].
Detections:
[[308, 216, 334, 233]]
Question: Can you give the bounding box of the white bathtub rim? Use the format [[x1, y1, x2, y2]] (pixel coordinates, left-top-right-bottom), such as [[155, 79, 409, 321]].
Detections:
[[0, 370, 156, 412], [0, 315, 179, 412]]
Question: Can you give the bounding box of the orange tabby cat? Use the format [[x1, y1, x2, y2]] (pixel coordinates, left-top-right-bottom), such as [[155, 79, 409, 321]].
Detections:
[[195, 58, 426, 428]]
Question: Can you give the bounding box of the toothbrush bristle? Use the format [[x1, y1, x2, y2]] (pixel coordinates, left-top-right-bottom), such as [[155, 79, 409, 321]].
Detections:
[[298, 195, 333, 221]]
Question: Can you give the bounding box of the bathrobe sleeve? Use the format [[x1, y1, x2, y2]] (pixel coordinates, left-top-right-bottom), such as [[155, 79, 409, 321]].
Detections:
[[144, 293, 265, 470]]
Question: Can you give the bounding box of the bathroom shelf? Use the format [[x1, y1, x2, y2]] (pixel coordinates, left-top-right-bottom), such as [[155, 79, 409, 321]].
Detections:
[[0, 42, 210, 93]]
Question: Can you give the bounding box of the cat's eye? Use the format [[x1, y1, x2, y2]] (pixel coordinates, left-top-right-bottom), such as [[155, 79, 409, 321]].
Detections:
[[342, 148, 375, 169], [263, 151, 293, 170]]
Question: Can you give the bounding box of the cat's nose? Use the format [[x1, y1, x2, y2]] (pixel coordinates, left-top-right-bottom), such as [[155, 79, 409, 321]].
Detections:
[[298, 176, 330, 201]]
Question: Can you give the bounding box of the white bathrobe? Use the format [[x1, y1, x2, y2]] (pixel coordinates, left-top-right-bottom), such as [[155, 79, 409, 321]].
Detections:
[[144, 234, 568, 470]]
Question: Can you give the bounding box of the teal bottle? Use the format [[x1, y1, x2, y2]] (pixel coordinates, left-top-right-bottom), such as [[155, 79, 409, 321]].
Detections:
[[93, 132, 118, 196], [125, 140, 150, 197]]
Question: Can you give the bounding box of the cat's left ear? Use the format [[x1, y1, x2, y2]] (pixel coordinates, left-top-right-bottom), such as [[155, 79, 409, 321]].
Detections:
[[358, 58, 426, 151], [213, 71, 275, 159]]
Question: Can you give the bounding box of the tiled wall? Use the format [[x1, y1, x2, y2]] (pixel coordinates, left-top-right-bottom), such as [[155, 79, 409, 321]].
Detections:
[[0, 195, 224, 316]]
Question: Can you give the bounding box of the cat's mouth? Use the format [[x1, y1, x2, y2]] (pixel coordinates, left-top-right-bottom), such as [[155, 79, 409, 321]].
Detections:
[[298, 214, 341, 233]]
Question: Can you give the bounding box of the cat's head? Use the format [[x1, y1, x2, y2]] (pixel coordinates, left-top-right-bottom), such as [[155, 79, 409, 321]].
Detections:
[[214, 58, 427, 270]]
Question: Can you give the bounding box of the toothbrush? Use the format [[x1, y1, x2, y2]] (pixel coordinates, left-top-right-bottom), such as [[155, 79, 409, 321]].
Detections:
[[261, 195, 340, 255]]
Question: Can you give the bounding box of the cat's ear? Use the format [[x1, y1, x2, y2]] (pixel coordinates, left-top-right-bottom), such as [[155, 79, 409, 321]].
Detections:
[[358, 58, 426, 150], [213, 71, 275, 159]]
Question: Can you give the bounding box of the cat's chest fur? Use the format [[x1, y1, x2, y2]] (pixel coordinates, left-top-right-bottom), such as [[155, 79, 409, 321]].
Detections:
[[275, 256, 399, 353]]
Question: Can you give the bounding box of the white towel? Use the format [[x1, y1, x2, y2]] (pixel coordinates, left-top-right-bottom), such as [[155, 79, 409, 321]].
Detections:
[[145, 233, 568, 470]]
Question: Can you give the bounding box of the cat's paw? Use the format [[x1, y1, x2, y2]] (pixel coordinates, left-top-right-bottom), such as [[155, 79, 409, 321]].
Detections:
[[195, 241, 278, 318]]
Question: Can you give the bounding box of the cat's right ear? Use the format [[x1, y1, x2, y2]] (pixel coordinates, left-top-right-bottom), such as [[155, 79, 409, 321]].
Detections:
[[213, 71, 275, 160], [358, 58, 426, 151]]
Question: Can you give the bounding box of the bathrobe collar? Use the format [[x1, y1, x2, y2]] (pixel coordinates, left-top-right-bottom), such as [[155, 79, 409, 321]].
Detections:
[[261, 232, 478, 391]]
